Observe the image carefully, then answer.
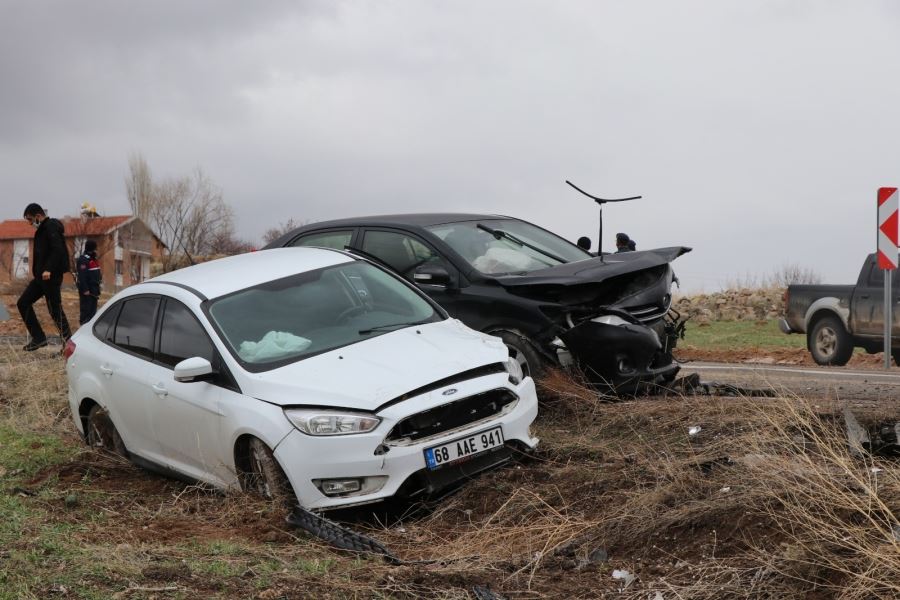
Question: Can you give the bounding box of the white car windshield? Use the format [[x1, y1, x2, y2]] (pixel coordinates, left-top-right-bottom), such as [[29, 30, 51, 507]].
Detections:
[[427, 219, 593, 275], [207, 262, 441, 369]]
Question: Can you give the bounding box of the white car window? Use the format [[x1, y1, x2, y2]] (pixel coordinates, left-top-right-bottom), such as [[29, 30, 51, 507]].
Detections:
[[157, 300, 216, 368], [207, 261, 442, 369], [113, 297, 159, 359]]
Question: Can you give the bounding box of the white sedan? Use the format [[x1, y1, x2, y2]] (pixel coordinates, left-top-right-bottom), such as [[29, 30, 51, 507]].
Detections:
[[65, 248, 539, 510]]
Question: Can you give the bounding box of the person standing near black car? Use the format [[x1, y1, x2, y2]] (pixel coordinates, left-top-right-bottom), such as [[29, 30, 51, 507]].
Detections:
[[16, 203, 73, 351], [75, 239, 101, 324]]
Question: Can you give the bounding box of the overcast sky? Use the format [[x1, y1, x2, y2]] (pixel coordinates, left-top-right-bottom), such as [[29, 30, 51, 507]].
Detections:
[[2, 1, 900, 291]]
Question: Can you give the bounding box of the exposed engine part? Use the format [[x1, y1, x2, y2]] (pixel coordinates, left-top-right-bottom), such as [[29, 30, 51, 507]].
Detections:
[[873, 422, 900, 456], [661, 308, 687, 354], [559, 311, 680, 395], [551, 337, 573, 368]]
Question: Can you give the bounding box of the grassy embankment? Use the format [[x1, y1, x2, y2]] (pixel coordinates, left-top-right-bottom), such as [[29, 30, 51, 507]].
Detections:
[[682, 319, 801, 351]]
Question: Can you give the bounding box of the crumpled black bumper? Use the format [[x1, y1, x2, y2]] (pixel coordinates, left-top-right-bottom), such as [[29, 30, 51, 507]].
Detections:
[[558, 317, 680, 394]]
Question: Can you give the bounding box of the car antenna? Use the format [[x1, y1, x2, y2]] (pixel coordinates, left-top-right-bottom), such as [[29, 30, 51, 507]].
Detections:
[[565, 180, 641, 262]]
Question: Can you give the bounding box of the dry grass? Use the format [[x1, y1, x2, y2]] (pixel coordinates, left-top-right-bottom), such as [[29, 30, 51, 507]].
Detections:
[[1, 350, 899, 598], [0, 342, 70, 433], [741, 400, 900, 599], [539, 369, 900, 599]]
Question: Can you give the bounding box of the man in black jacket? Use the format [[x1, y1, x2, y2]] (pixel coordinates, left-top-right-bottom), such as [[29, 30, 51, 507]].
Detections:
[[16, 203, 72, 351]]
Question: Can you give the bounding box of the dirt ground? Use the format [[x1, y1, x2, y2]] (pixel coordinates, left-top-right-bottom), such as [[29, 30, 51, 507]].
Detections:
[[676, 344, 892, 369], [0, 289, 95, 338]]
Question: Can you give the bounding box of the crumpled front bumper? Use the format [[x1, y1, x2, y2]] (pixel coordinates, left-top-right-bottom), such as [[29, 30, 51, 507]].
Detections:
[[274, 376, 540, 511], [558, 316, 680, 394]]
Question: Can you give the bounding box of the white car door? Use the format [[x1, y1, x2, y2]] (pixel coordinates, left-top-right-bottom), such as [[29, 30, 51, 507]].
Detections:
[[101, 296, 164, 462], [145, 298, 231, 486]]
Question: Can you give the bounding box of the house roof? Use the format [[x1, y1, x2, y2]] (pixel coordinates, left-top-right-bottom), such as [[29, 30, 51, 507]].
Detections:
[[0, 215, 135, 240]]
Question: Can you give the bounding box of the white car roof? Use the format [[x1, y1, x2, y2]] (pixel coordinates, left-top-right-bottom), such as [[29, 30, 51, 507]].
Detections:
[[149, 248, 354, 299]]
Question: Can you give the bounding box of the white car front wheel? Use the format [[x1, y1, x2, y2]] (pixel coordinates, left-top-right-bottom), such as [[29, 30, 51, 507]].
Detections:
[[240, 437, 294, 507]]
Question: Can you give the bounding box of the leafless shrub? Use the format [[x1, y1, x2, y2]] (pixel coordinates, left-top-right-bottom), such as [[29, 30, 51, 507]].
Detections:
[[767, 263, 823, 287], [262, 218, 304, 245], [725, 263, 823, 291]]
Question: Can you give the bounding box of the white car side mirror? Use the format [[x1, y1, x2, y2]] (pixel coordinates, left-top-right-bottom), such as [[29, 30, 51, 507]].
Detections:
[[173, 357, 214, 383]]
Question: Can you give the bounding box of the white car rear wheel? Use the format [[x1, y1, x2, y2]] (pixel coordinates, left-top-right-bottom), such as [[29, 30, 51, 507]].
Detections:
[[86, 404, 127, 457]]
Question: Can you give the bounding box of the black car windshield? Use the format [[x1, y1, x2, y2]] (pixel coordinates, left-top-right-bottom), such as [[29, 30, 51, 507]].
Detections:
[[427, 219, 593, 275], [207, 261, 441, 369]]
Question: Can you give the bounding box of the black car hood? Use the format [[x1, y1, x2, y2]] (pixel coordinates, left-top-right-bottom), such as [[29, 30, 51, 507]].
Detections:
[[494, 246, 691, 288]]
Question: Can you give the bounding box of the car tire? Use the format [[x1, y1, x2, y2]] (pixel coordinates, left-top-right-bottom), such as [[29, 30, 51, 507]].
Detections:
[[497, 331, 544, 379], [808, 315, 853, 366], [85, 404, 127, 457], [241, 437, 294, 507], [892, 350, 900, 367]]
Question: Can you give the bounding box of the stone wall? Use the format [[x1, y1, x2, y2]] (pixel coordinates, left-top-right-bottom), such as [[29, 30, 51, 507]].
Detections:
[[674, 286, 785, 325]]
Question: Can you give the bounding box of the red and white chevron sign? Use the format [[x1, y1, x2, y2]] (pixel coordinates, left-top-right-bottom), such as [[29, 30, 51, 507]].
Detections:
[[878, 187, 898, 270]]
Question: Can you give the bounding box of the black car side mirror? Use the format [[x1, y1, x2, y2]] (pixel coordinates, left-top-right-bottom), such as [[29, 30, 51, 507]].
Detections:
[[413, 264, 452, 287]]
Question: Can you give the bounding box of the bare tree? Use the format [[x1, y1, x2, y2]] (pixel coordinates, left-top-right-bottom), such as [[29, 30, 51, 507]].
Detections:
[[207, 223, 256, 255], [126, 153, 153, 222], [262, 218, 303, 244], [149, 167, 234, 271]]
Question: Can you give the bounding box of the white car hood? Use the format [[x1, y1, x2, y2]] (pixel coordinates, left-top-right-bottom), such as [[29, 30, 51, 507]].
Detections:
[[238, 319, 508, 411]]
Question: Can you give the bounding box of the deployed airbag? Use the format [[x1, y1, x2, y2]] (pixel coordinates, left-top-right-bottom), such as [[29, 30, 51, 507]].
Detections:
[[239, 331, 312, 362]]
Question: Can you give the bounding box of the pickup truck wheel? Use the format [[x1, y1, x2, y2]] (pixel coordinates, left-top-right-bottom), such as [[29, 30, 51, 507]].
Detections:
[[498, 332, 544, 379], [808, 316, 853, 366]]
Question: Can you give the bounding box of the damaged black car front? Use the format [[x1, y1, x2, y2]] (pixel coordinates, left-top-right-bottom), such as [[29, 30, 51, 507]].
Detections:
[[424, 219, 691, 395]]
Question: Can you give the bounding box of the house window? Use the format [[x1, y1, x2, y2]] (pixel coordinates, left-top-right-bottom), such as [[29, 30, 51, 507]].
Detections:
[[115, 260, 123, 276]]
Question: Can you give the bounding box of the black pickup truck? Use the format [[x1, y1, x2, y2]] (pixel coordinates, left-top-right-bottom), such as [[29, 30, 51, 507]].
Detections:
[[780, 253, 899, 365]]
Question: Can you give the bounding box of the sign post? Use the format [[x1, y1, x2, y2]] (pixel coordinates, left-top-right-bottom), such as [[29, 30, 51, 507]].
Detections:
[[877, 187, 898, 369]]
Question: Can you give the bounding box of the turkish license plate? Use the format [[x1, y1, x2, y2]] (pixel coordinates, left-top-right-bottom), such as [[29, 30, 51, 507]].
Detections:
[[424, 426, 505, 470]]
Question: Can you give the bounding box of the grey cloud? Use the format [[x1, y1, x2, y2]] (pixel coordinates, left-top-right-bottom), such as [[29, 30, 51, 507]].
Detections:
[[2, 1, 900, 290]]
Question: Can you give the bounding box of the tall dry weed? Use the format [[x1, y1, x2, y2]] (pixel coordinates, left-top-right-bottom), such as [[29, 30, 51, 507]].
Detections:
[[0, 343, 70, 433], [742, 398, 900, 599]]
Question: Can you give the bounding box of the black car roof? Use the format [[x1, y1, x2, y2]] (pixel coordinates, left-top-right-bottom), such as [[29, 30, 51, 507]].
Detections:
[[294, 213, 513, 229]]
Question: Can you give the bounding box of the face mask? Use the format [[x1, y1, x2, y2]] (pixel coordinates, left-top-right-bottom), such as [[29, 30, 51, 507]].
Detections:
[[29, 218, 39, 229]]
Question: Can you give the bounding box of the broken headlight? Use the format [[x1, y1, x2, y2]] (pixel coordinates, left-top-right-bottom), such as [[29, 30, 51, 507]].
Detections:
[[285, 409, 381, 436], [505, 357, 525, 385]]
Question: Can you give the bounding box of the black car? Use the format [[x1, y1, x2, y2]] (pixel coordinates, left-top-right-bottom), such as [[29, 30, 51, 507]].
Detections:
[[265, 214, 690, 393]]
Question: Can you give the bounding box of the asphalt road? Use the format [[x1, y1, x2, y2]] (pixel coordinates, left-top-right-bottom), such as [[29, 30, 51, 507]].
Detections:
[[684, 361, 900, 402]]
